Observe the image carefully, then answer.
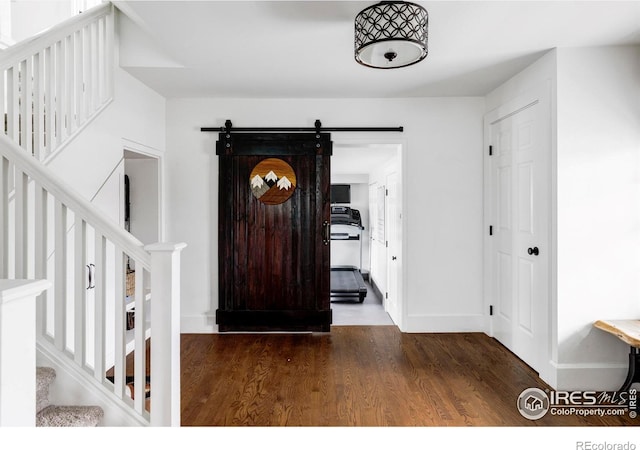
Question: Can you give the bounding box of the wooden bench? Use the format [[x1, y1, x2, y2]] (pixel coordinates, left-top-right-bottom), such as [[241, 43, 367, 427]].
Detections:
[[594, 319, 640, 391]]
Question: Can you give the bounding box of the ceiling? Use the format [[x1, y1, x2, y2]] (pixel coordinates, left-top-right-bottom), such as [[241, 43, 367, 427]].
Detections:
[[113, 0, 640, 99], [331, 143, 399, 176]]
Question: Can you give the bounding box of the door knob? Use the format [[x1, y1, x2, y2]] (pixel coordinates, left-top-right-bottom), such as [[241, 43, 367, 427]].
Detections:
[[392, 256, 397, 260], [527, 247, 539, 256]]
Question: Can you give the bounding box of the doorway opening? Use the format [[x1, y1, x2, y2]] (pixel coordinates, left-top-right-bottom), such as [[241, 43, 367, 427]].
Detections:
[[123, 148, 162, 245], [120, 145, 162, 385], [330, 141, 403, 327]]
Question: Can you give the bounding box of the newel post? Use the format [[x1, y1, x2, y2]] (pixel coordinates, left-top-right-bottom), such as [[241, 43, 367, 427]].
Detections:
[[0, 279, 51, 426], [144, 243, 186, 427]]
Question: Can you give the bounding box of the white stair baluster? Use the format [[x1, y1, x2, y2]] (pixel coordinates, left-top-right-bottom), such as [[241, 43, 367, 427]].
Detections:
[[0, 156, 8, 278], [33, 51, 45, 161], [44, 46, 54, 157], [105, 10, 114, 100], [74, 215, 87, 366], [54, 40, 64, 148], [24, 57, 34, 156], [14, 168, 27, 278], [74, 29, 83, 130], [0, 69, 5, 136], [7, 65, 18, 141], [34, 182, 48, 335], [53, 199, 67, 351], [65, 34, 74, 137], [113, 246, 125, 399], [93, 232, 105, 382], [90, 21, 98, 115], [97, 17, 105, 105], [133, 264, 146, 414], [82, 24, 92, 123]]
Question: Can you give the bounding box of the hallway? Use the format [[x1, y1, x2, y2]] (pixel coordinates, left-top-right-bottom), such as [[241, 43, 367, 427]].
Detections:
[[331, 281, 394, 326]]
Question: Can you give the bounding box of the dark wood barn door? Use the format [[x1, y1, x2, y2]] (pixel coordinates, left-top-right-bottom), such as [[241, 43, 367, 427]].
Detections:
[[216, 133, 332, 332]]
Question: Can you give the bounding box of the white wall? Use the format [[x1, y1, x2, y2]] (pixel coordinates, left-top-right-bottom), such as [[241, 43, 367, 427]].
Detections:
[[9, 0, 74, 44], [91, 159, 125, 227], [0, 0, 13, 47], [6, 0, 102, 45], [555, 45, 640, 390], [485, 50, 558, 113], [46, 65, 166, 206], [165, 97, 485, 333]]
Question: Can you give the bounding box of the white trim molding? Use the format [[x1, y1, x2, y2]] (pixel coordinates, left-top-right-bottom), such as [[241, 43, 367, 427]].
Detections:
[[403, 313, 486, 333], [550, 361, 629, 392]]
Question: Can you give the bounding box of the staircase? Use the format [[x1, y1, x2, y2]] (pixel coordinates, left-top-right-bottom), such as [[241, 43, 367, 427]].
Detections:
[[36, 366, 103, 426], [0, 2, 184, 427]]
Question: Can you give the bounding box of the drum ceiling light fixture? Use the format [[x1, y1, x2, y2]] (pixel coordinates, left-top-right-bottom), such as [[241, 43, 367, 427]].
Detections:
[[354, 1, 429, 69]]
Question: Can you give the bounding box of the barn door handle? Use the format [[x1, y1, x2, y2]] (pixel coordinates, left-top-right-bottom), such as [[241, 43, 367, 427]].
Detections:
[[322, 221, 330, 245], [527, 247, 539, 256]]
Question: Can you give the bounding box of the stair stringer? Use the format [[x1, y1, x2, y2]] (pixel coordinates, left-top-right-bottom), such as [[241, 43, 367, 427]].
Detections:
[[37, 339, 148, 427]]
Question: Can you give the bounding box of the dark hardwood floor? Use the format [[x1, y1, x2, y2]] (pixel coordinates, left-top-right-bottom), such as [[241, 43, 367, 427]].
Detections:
[[180, 326, 639, 427]]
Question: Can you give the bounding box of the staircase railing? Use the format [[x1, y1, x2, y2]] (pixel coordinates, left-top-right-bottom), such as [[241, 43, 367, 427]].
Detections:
[[0, 3, 184, 426], [0, 132, 184, 426], [0, 2, 113, 162]]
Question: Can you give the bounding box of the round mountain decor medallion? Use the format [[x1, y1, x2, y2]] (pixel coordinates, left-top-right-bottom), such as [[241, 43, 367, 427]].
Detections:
[[249, 158, 297, 205]]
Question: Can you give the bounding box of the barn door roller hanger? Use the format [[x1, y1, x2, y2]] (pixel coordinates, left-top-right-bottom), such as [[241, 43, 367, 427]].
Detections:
[[201, 119, 404, 134]]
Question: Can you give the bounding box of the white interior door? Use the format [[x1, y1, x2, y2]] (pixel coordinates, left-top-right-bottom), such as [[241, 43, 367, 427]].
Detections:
[[489, 99, 549, 372], [385, 171, 400, 322], [371, 183, 387, 297]]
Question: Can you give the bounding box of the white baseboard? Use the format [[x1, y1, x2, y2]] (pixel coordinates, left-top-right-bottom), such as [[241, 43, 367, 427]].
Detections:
[[550, 361, 629, 391], [403, 313, 486, 333], [181, 314, 218, 334], [181, 313, 486, 334]]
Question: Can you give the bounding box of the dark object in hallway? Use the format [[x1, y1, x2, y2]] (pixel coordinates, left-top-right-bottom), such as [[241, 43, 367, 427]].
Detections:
[[330, 184, 350, 204], [330, 266, 367, 303], [330, 206, 367, 302]]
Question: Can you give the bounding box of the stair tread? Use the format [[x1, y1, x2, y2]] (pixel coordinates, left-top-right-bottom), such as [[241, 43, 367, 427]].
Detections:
[[36, 405, 104, 427]]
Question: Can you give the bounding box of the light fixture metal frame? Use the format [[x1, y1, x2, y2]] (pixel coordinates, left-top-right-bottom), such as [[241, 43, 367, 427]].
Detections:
[[354, 1, 429, 69]]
